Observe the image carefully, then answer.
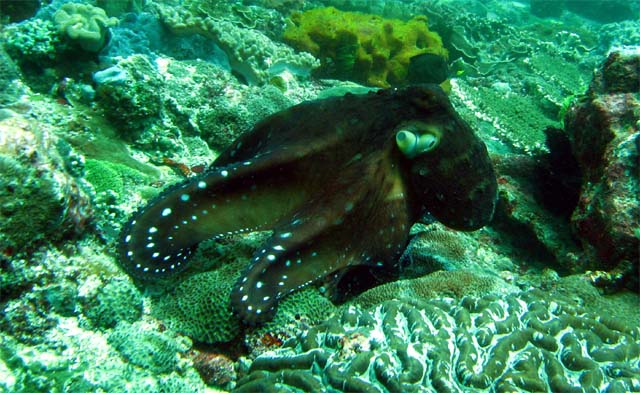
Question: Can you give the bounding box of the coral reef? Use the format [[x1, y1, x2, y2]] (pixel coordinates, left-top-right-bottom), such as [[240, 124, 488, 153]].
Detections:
[[153, 268, 243, 344], [0, 45, 26, 106], [235, 290, 640, 392], [92, 54, 300, 155], [82, 278, 143, 329], [2, 18, 60, 65], [283, 7, 446, 87], [1, 0, 638, 390], [93, 55, 163, 137], [564, 50, 640, 289], [108, 320, 192, 374], [0, 115, 93, 254], [53, 3, 118, 52], [351, 270, 515, 310], [156, 3, 319, 85]]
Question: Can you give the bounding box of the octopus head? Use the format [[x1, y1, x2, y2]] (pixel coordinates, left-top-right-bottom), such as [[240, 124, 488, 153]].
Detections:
[[396, 85, 497, 231]]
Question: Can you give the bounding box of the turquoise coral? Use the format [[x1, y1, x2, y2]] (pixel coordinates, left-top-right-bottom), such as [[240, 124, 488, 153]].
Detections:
[[53, 3, 118, 52]]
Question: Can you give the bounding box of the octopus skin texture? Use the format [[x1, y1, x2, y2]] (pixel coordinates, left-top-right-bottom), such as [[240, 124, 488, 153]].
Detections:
[[118, 84, 498, 325]]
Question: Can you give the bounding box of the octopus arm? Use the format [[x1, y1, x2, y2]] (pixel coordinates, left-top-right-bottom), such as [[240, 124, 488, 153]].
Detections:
[[118, 153, 311, 280], [231, 161, 412, 324]]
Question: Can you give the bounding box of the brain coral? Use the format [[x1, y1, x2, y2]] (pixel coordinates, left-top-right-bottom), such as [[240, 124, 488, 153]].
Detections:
[[53, 3, 118, 52], [235, 290, 640, 392], [283, 7, 447, 87]]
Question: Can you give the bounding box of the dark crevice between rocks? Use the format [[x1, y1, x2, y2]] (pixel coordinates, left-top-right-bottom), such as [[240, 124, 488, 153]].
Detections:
[[490, 200, 568, 275], [533, 127, 582, 218]]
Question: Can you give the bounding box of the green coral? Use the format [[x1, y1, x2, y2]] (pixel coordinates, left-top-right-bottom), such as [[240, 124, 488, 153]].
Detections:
[[82, 278, 143, 329], [108, 321, 191, 374], [456, 80, 560, 154], [2, 19, 60, 63], [351, 270, 507, 310], [84, 159, 148, 198], [53, 3, 117, 52], [283, 7, 447, 87], [94, 55, 164, 137], [153, 268, 242, 344]]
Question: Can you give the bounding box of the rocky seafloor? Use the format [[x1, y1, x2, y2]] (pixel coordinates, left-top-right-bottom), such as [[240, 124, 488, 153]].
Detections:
[[0, 0, 638, 392]]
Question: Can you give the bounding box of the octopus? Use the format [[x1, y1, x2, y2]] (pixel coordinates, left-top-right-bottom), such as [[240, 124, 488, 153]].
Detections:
[[118, 84, 497, 325]]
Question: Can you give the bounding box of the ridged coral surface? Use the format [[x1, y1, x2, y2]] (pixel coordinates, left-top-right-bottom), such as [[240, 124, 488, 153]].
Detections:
[[236, 290, 640, 392]]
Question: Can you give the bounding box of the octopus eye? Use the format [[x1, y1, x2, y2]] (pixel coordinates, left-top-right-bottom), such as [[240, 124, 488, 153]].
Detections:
[[396, 128, 440, 158]]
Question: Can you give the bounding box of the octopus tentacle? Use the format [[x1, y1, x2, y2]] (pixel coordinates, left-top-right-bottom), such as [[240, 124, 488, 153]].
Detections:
[[119, 154, 311, 280]]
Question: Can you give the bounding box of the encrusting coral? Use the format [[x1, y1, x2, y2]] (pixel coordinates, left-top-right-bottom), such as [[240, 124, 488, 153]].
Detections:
[[155, 3, 318, 85], [283, 7, 447, 87], [0, 115, 93, 254], [235, 290, 640, 392]]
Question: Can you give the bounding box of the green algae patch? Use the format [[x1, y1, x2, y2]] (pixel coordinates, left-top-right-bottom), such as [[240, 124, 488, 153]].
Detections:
[[84, 159, 149, 197]]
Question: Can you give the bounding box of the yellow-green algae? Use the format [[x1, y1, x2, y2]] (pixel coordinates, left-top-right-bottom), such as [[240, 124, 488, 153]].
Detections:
[[283, 7, 447, 87]]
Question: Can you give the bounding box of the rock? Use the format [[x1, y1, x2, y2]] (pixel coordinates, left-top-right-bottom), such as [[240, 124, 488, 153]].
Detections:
[[564, 50, 639, 290]]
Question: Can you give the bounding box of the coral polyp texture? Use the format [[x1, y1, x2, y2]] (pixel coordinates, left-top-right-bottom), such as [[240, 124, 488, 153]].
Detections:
[[235, 290, 640, 392], [283, 7, 447, 87]]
